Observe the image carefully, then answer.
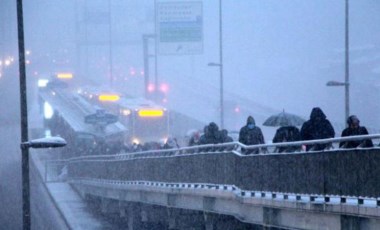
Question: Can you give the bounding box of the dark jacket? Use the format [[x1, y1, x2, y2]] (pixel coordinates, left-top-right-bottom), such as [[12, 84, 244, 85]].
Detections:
[[188, 135, 200, 146], [300, 108, 335, 151], [199, 126, 210, 145], [239, 126, 264, 145], [273, 126, 301, 153], [340, 126, 373, 148], [207, 122, 222, 144], [220, 129, 233, 143], [239, 116, 265, 154]]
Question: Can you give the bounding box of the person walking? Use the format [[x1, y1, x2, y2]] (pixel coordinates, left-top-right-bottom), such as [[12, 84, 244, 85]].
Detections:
[[300, 107, 335, 151], [273, 125, 301, 153], [221, 129, 233, 143], [239, 116, 265, 154], [219, 129, 234, 151], [339, 115, 373, 148]]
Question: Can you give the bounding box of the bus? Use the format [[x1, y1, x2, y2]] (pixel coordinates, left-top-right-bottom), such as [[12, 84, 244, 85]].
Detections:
[[78, 86, 170, 144]]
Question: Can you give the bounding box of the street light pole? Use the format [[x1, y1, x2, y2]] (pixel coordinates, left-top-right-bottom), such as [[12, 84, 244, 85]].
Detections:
[[143, 34, 155, 99], [345, 0, 350, 123], [143, 35, 150, 99], [16, 0, 31, 229], [154, 0, 159, 100], [219, 0, 224, 130], [327, 0, 350, 125], [107, 0, 113, 86]]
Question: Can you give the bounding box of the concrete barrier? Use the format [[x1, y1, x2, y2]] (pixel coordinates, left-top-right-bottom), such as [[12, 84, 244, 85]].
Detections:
[[68, 149, 380, 198]]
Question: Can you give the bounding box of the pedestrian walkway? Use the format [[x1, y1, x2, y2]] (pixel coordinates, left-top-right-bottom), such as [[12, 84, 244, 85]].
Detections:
[[31, 149, 111, 229], [27, 96, 112, 229]]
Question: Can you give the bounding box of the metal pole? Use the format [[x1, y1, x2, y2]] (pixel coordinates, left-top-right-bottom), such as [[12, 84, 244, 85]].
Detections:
[[345, 0, 350, 123], [0, 1, 4, 75], [219, 0, 224, 129], [154, 0, 159, 100], [143, 35, 150, 98], [16, 0, 30, 229], [107, 0, 113, 86], [84, 0, 89, 78]]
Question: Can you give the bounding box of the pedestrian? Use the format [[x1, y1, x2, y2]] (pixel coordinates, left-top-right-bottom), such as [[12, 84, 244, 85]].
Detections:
[[220, 129, 234, 151], [188, 130, 201, 146], [339, 115, 373, 148], [221, 129, 233, 143], [163, 137, 179, 149], [239, 116, 265, 154], [272, 125, 301, 153], [199, 125, 210, 145], [207, 122, 222, 144], [300, 107, 335, 151]]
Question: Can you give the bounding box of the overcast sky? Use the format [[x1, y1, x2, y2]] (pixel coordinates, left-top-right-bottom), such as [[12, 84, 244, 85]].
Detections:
[[10, 0, 380, 131]]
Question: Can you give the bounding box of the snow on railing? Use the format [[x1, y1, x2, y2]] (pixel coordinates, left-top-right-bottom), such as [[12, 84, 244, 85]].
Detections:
[[57, 133, 380, 163]]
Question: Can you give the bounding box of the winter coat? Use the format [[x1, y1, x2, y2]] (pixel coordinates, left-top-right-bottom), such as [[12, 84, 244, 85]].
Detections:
[[300, 107, 335, 151], [238, 125, 265, 154], [221, 135, 233, 143], [239, 116, 265, 146], [239, 126, 264, 145], [273, 126, 301, 153], [340, 126, 373, 148]]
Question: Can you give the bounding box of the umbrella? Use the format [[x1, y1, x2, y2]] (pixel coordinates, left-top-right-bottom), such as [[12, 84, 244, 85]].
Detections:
[[263, 111, 306, 127]]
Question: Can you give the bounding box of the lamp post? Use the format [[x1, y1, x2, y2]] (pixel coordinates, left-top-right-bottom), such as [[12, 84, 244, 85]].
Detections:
[[16, 1, 31, 228], [208, 62, 224, 129], [107, 0, 113, 86], [19, 136, 67, 230], [142, 34, 155, 99], [344, 0, 350, 123], [207, 0, 224, 129], [326, 79, 350, 124], [17, 1, 67, 229], [327, 0, 349, 124]]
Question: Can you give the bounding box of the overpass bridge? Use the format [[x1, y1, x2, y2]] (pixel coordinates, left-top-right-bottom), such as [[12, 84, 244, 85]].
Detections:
[[46, 135, 380, 230]]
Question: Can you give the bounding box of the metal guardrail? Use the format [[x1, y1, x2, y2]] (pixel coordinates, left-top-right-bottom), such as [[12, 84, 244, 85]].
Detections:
[[47, 134, 380, 200], [62, 134, 380, 163]]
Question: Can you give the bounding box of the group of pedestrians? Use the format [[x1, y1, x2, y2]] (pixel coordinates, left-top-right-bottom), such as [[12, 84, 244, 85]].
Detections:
[[123, 137, 181, 153], [125, 107, 373, 155], [189, 122, 234, 146], [237, 107, 373, 153]]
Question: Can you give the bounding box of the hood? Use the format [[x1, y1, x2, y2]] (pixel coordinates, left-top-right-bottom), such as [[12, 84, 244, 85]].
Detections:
[[310, 107, 326, 120], [208, 122, 219, 132], [247, 116, 256, 125]]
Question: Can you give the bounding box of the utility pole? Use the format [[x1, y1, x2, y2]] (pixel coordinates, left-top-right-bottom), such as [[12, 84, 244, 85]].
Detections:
[[107, 0, 113, 86], [16, 0, 30, 229], [154, 0, 159, 101], [344, 0, 350, 123], [143, 34, 155, 99], [219, 0, 224, 129]]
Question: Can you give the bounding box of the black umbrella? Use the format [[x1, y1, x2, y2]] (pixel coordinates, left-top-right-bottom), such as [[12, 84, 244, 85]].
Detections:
[[263, 111, 305, 127]]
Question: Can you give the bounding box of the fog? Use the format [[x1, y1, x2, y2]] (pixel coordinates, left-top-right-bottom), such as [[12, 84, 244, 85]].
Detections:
[[1, 0, 380, 228], [2, 0, 378, 133]]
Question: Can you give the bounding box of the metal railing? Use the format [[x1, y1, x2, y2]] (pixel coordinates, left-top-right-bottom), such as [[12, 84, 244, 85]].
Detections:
[[62, 134, 380, 163], [46, 134, 380, 199]]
